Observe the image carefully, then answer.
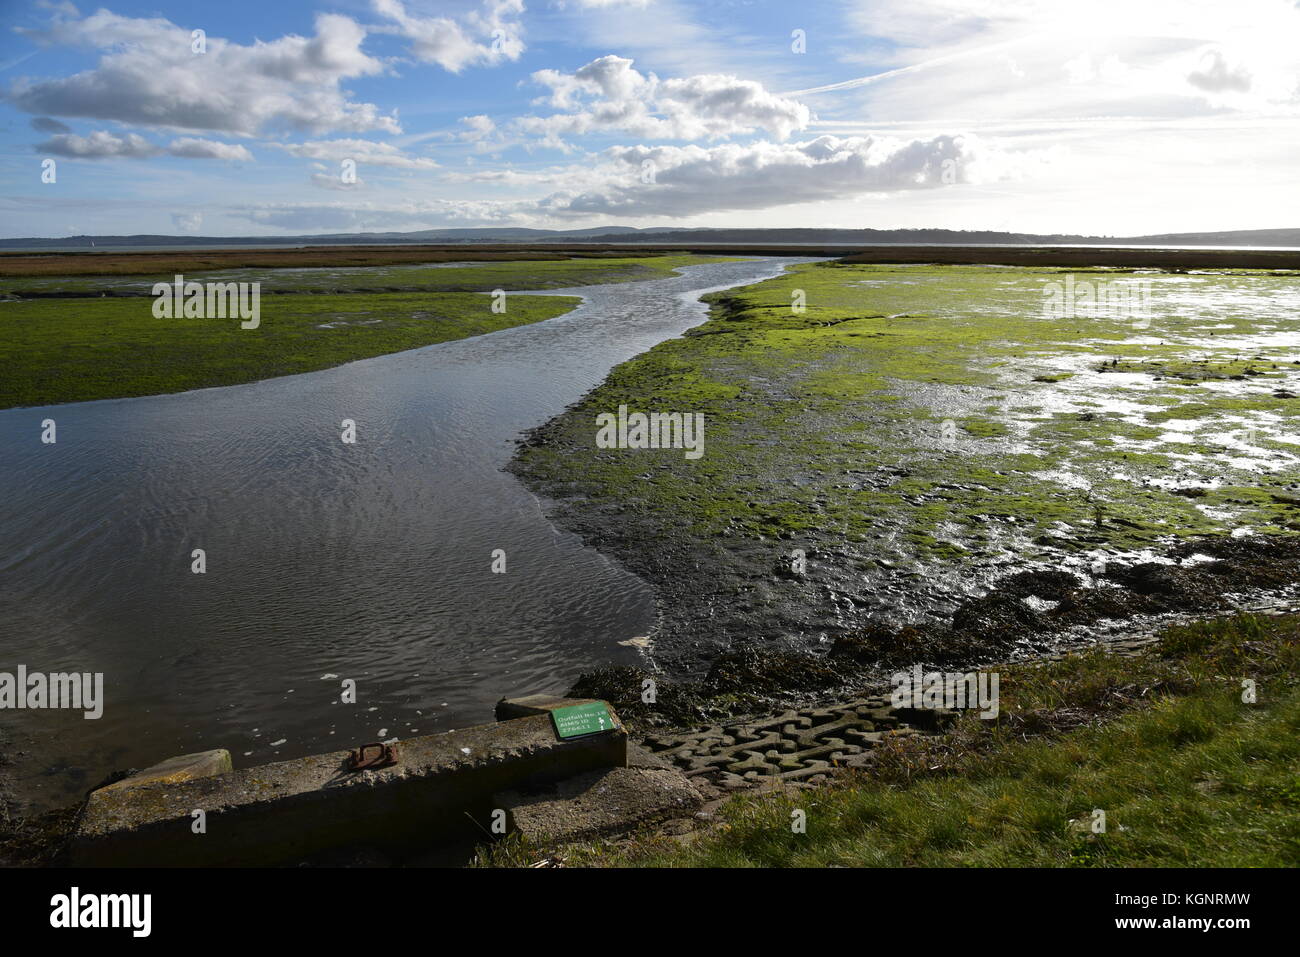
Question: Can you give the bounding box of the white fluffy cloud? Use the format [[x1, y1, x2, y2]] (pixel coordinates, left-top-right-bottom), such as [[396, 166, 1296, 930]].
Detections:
[[372, 0, 525, 71], [219, 130, 1044, 229], [532, 133, 1041, 217], [37, 130, 157, 158], [515, 55, 812, 147], [9, 9, 397, 136], [273, 139, 438, 170], [1187, 49, 1252, 93], [835, 0, 1300, 124], [167, 138, 255, 161], [36, 130, 252, 161], [458, 115, 498, 140], [565, 0, 653, 7], [232, 197, 520, 231]]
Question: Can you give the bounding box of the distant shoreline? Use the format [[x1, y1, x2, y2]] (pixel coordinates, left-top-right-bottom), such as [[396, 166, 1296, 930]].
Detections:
[[5, 243, 1300, 276], [5, 242, 1300, 255], [5, 224, 1300, 254]]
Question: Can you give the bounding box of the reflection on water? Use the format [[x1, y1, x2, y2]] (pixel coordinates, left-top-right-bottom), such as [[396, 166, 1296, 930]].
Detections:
[[0, 257, 811, 811]]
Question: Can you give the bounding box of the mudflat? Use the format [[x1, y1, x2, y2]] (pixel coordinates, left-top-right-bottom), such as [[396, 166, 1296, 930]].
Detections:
[[511, 260, 1300, 723]]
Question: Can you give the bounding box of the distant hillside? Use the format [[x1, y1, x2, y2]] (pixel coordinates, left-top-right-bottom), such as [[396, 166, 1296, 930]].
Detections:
[[0, 226, 661, 250], [1125, 228, 1300, 247], [572, 227, 1300, 247], [3, 226, 1298, 251]]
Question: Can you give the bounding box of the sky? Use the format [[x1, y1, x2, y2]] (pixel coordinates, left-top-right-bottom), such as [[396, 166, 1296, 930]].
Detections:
[[1, 0, 1298, 238]]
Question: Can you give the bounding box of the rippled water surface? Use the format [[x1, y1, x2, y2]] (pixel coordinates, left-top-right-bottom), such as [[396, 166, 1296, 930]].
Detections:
[[0, 257, 810, 810]]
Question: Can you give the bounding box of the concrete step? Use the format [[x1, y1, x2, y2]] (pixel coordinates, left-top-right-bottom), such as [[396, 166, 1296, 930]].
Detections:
[[72, 699, 628, 867]]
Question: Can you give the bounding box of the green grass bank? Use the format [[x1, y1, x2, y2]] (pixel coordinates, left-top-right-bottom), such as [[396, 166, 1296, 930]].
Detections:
[[0, 254, 735, 409], [481, 611, 1300, 868]]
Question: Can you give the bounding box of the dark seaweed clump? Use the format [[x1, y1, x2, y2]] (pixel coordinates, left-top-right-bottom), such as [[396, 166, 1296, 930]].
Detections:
[[574, 534, 1300, 731]]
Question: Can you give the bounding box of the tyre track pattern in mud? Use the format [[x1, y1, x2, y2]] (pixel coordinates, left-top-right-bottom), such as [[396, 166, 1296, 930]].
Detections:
[[637, 630, 1168, 794], [642, 696, 932, 790]]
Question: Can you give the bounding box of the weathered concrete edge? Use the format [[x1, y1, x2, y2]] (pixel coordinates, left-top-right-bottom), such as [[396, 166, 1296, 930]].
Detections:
[[496, 765, 704, 848], [72, 703, 627, 867], [96, 750, 233, 794]]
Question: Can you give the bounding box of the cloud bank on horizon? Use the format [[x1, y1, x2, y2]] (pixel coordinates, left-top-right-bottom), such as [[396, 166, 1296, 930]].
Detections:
[[1, 0, 1297, 237]]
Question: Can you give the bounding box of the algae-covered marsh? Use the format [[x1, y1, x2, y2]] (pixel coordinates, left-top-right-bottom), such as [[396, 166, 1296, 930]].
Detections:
[[480, 611, 1300, 868], [0, 254, 740, 408], [512, 261, 1300, 678], [0, 289, 580, 409]]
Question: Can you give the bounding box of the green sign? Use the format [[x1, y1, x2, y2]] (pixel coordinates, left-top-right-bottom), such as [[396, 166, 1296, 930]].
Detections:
[[552, 702, 615, 739]]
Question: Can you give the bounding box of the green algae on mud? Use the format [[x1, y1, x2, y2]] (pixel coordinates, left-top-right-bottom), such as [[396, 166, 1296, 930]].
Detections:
[[0, 290, 581, 409], [0, 254, 742, 409], [511, 261, 1300, 684]]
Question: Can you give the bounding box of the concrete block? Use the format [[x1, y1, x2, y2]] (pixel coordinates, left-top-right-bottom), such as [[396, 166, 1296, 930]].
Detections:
[[497, 765, 703, 846], [98, 750, 233, 793], [72, 707, 627, 867]]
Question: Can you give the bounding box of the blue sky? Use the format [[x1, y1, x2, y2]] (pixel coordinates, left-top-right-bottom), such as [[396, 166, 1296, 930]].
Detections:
[[2, 0, 1298, 237]]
